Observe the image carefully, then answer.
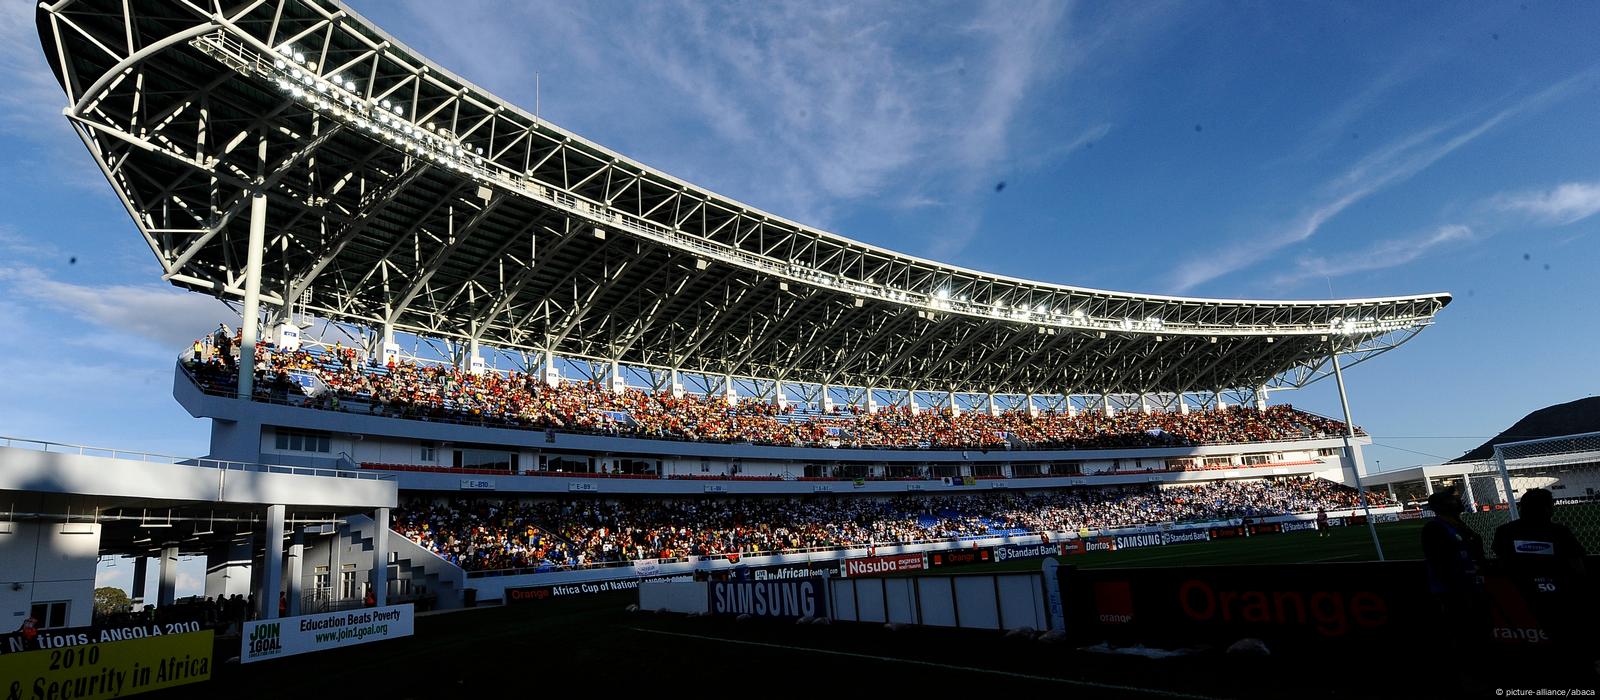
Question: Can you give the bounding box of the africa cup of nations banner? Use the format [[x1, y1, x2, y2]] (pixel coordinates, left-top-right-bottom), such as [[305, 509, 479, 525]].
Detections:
[[241, 604, 414, 663], [708, 577, 828, 620], [0, 628, 213, 699]]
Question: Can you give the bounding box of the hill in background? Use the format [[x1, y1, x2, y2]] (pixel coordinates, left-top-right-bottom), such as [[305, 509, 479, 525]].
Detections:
[[1452, 396, 1600, 462]]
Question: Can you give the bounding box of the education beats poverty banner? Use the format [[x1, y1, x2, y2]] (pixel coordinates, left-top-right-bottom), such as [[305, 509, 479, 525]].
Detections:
[[241, 604, 414, 663]]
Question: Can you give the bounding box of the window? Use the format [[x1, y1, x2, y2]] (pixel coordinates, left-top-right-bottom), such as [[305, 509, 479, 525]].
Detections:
[[313, 566, 330, 595], [339, 564, 358, 599], [1241, 454, 1271, 466], [420, 441, 436, 462], [274, 429, 330, 453], [30, 601, 69, 629], [1203, 456, 1232, 467], [1317, 448, 1341, 457]]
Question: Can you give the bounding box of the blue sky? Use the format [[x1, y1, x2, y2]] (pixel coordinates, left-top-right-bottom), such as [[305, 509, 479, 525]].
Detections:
[[3, 0, 1599, 496]]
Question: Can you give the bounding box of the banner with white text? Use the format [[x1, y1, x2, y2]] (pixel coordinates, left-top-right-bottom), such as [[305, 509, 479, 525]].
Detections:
[[241, 604, 414, 663]]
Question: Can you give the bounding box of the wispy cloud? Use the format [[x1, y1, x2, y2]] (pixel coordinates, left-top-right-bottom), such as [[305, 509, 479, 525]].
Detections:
[[1273, 224, 1475, 287], [1170, 69, 1595, 294], [0, 263, 235, 352], [0, 2, 104, 190], [385, 0, 1116, 257], [1492, 181, 1600, 226]]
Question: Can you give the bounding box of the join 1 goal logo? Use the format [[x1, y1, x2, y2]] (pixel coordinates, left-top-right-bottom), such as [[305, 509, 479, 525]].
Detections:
[[247, 622, 282, 659]]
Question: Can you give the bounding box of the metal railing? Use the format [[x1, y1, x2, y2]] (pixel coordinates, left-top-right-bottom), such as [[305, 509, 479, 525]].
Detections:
[[0, 436, 392, 481]]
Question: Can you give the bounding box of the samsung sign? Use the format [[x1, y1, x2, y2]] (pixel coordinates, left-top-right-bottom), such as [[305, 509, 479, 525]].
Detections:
[[708, 578, 827, 620], [1115, 529, 1211, 550]]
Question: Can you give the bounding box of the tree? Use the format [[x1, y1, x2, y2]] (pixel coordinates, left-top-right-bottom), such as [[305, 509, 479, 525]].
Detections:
[[93, 586, 131, 617]]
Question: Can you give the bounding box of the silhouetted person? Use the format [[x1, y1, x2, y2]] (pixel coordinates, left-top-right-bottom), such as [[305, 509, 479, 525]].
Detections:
[[1493, 488, 1591, 676], [1421, 489, 1489, 690]]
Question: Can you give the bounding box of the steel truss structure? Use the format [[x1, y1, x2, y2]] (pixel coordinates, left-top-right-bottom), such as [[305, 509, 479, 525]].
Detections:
[[39, 0, 1449, 401]]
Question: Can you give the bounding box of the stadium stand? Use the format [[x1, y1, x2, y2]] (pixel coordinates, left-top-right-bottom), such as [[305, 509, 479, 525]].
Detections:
[[395, 477, 1391, 571], [184, 345, 1362, 452]]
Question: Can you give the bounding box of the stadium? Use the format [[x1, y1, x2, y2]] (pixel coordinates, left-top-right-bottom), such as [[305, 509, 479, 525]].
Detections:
[[5, 0, 1596, 697]]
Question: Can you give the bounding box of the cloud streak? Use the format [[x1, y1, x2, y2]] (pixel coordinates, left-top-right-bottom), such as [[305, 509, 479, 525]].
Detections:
[[1169, 69, 1595, 294], [1492, 181, 1600, 226], [385, 0, 1113, 257], [1273, 224, 1474, 287]]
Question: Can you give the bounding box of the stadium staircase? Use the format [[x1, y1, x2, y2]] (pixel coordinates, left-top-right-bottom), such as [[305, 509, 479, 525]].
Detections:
[[335, 513, 468, 610]]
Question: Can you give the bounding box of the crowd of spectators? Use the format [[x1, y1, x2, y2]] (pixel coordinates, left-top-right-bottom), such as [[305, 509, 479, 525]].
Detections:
[[186, 342, 1361, 451], [395, 477, 1393, 572], [93, 593, 255, 632]]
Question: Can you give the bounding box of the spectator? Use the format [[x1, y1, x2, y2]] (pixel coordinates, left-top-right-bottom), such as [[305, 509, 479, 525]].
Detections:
[[185, 342, 1363, 452]]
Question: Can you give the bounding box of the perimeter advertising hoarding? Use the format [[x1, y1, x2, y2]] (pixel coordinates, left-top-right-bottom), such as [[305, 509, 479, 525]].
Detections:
[[1063, 561, 1430, 650], [505, 573, 693, 603], [843, 552, 927, 577], [0, 618, 206, 656], [1112, 528, 1211, 551], [991, 542, 1063, 563], [928, 547, 992, 568], [0, 630, 213, 699], [1063, 536, 1116, 555], [1063, 560, 1596, 651], [707, 577, 828, 620], [240, 604, 413, 663]]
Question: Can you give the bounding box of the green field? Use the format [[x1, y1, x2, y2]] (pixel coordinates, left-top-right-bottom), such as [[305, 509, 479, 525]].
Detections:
[[927, 521, 1426, 576]]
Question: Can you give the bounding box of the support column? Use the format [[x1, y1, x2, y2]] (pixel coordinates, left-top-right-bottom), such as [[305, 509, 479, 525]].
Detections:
[[670, 369, 685, 399], [467, 336, 485, 375], [723, 375, 737, 405], [1331, 351, 1384, 561], [948, 392, 959, 416], [1027, 395, 1040, 417], [380, 323, 400, 368], [821, 385, 834, 412], [1461, 474, 1479, 513], [286, 528, 305, 617], [204, 536, 253, 598], [130, 556, 148, 610], [1423, 475, 1435, 495], [261, 505, 285, 619], [1102, 395, 1114, 417], [987, 393, 999, 417], [1214, 390, 1227, 410], [1255, 385, 1268, 412], [1065, 395, 1076, 417], [158, 544, 179, 607], [866, 388, 879, 414], [371, 507, 390, 606], [237, 146, 268, 400], [1139, 394, 1151, 415], [543, 349, 560, 387], [1178, 394, 1190, 415], [608, 360, 625, 393]]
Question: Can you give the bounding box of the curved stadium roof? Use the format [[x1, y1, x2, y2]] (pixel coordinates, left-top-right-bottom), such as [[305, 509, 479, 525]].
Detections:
[[37, 0, 1449, 397]]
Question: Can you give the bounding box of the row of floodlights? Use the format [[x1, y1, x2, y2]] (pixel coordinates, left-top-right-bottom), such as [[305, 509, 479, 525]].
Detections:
[[271, 45, 488, 170]]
